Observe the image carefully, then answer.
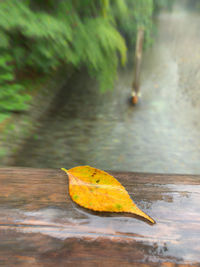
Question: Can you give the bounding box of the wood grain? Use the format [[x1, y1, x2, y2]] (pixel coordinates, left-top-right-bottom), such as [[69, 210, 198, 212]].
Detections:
[[0, 168, 200, 266]]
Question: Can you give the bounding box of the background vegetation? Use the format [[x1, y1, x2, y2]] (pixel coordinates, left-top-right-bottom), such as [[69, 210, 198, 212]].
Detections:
[[0, 0, 174, 118]]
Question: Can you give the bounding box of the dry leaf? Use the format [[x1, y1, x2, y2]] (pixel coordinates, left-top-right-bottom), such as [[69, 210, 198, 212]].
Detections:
[[61, 166, 155, 224]]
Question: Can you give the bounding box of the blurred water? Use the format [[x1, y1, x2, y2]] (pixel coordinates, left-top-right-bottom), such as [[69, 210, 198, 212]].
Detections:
[[13, 3, 200, 174]]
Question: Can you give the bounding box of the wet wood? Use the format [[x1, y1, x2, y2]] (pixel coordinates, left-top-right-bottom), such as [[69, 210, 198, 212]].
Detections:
[[0, 168, 200, 266]]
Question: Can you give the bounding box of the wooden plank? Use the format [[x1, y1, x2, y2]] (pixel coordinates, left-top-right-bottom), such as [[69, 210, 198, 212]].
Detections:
[[0, 168, 200, 266]]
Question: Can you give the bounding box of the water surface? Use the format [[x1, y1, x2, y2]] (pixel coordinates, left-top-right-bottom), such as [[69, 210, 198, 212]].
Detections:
[[13, 3, 200, 174]]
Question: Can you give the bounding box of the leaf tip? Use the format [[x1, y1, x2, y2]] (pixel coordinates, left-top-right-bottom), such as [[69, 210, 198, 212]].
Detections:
[[148, 217, 156, 224], [142, 213, 156, 224], [61, 168, 68, 173], [130, 205, 156, 224]]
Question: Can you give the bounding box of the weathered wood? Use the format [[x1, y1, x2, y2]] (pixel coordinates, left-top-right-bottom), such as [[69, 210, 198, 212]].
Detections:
[[0, 168, 200, 266], [132, 27, 144, 104]]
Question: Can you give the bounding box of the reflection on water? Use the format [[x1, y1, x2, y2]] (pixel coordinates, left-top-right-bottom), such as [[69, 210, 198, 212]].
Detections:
[[13, 2, 200, 174]]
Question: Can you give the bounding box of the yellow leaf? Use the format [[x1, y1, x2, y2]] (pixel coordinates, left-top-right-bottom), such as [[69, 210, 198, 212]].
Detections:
[[61, 166, 155, 224]]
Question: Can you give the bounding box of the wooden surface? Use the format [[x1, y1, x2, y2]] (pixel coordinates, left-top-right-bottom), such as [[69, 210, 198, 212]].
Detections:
[[0, 168, 200, 266], [132, 27, 144, 96]]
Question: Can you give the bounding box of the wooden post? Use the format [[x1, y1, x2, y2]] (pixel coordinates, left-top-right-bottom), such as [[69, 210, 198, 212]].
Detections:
[[132, 27, 144, 104]]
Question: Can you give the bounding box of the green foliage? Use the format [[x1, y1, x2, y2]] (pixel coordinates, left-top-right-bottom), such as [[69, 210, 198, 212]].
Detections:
[[0, 0, 126, 93], [0, 50, 30, 112], [0, 0, 171, 113], [0, 114, 9, 124], [111, 0, 154, 48], [0, 147, 7, 160]]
